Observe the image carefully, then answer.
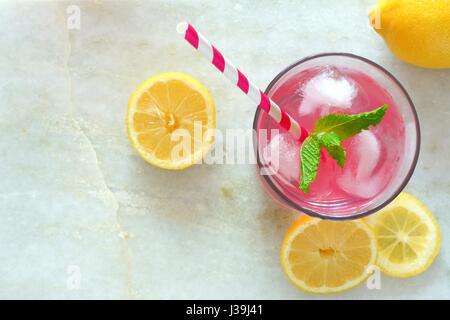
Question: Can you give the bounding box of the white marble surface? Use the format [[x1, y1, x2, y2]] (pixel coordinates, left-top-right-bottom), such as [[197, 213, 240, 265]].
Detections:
[[0, 0, 449, 299]]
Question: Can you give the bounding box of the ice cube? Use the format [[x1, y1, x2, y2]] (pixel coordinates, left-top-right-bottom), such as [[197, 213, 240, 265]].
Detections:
[[299, 69, 357, 115], [336, 131, 382, 199], [337, 171, 383, 199], [355, 131, 381, 178], [263, 132, 300, 184]]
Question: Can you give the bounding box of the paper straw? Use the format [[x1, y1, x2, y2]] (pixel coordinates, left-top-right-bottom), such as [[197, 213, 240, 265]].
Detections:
[[176, 22, 308, 142]]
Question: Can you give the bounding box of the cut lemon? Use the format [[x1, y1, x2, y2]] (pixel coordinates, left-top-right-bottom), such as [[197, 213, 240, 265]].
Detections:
[[281, 216, 377, 294], [365, 192, 441, 278], [126, 72, 215, 169]]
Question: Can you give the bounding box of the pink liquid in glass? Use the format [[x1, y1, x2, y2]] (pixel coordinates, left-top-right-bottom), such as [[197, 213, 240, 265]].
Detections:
[[257, 65, 406, 217]]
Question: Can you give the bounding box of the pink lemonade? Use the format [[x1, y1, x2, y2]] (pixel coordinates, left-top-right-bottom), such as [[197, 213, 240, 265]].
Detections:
[[255, 54, 419, 219]]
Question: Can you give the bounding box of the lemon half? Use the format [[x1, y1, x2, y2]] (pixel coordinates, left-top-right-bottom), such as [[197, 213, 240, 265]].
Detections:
[[369, 0, 450, 69], [365, 192, 441, 277], [281, 216, 377, 294], [126, 73, 216, 169]]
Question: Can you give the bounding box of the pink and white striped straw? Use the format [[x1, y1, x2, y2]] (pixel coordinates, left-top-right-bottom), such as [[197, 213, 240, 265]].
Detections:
[[176, 22, 308, 142]]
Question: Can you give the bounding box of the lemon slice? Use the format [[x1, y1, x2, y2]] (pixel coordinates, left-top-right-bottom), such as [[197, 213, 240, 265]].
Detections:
[[281, 216, 377, 294], [365, 192, 441, 277], [127, 73, 215, 169]]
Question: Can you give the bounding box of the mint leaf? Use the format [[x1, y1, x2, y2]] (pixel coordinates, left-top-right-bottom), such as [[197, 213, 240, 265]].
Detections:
[[300, 135, 321, 193], [299, 104, 388, 193], [317, 132, 346, 167], [313, 104, 388, 140]]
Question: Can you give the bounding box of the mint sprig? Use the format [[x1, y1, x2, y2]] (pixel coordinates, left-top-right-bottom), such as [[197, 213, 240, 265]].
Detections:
[[299, 104, 388, 193], [317, 131, 346, 167], [300, 135, 321, 193], [314, 104, 388, 140]]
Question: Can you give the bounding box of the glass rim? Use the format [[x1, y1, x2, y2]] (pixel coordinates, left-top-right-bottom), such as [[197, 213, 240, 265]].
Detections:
[[253, 52, 421, 220]]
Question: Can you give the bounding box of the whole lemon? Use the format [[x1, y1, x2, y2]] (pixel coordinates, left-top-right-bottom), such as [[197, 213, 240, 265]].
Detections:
[[369, 0, 450, 69]]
